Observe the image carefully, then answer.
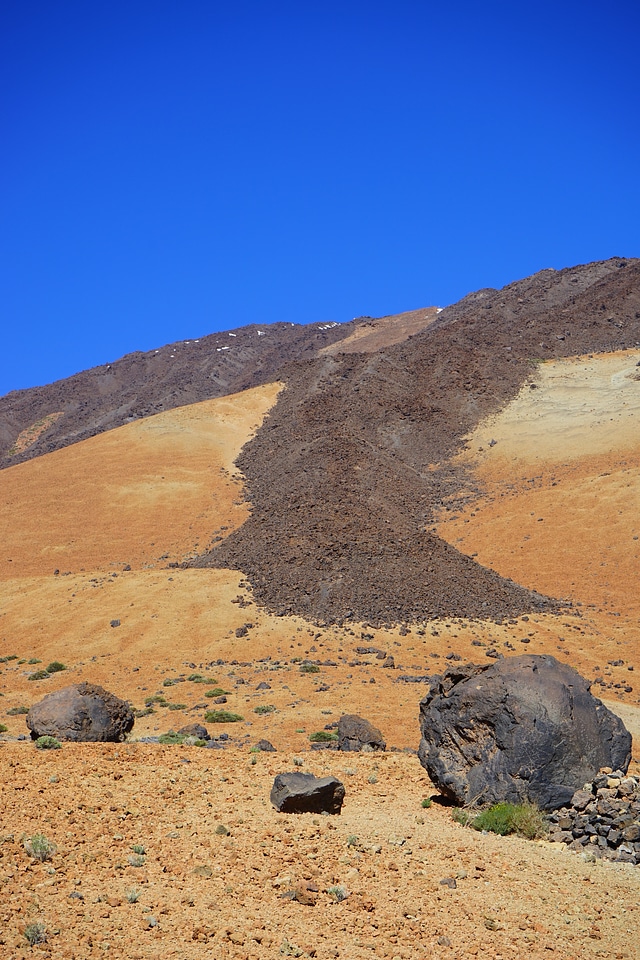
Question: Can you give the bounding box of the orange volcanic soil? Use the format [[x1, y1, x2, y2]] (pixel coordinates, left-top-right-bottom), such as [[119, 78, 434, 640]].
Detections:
[[1, 355, 640, 960]]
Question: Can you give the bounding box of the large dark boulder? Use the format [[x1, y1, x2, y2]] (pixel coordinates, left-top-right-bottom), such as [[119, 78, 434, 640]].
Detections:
[[418, 655, 632, 811], [338, 714, 386, 752], [27, 683, 135, 743], [270, 773, 345, 814]]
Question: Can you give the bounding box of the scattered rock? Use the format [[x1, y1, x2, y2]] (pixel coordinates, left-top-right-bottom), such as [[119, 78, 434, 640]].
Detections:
[[27, 683, 135, 742], [337, 714, 386, 752], [254, 739, 276, 752], [178, 723, 210, 741], [270, 772, 345, 814], [418, 655, 631, 810]]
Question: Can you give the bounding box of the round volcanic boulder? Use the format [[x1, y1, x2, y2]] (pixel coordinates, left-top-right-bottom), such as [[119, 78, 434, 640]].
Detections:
[[418, 655, 632, 811], [27, 683, 135, 743]]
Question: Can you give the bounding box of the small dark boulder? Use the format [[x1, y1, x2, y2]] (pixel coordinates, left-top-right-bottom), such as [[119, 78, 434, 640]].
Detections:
[[254, 738, 276, 752], [27, 682, 134, 743], [178, 723, 210, 741], [270, 772, 345, 814], [338, 714, 386, 752], [418, 655, 631, 811]]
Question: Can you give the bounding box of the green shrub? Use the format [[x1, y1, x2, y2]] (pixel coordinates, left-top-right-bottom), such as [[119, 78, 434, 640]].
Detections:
[[205, 710, 243, 723], [309, 731, 338, 742], [35, 736, 61, 750], [158, 731, 187, 745], [162, 678, 177, 686], [421, 798, 432, 809], [0, 655, 18, 662], [254, 704, 276, 715], [46, 661, 66, 673], [144, 695, 167, 706], [25, 834, 56, 861], [187, 673, 204, 682], [471, 802, 547, 840], [28, 670, 50, 681], [7, 705, 29, 715], [134, 707, 154, 718], [128, 853, 145, 867], [166, 703, 187, 711], [126, 888, 141, 903], [24, 922, 47, 946], [327, 884, 349, 902], [27, 658, 42, 664], [130, 844, 146, 855], [0, 723, 7, 733], [452, 808, 472, 826], [204, 687, 229, 698], [300, 663, 320, 674]]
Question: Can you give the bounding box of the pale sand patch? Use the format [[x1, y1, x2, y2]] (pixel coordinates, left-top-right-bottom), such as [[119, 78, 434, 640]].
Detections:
[[0, 382, 282, 579], [320, 307, 438, 355], [465, 349, 640, 464], [437, 352, 640, 674]]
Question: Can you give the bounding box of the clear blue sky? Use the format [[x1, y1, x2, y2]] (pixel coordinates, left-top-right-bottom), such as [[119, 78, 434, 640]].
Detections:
[[1, 1, 638, 395]]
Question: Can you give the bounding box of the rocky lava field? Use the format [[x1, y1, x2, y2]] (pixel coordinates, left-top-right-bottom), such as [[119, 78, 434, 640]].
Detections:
[[1, 257, 639, 959]]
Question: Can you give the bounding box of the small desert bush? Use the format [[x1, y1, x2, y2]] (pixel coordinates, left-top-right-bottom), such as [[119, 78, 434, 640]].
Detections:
[[327, 884, 349, 902], [0, 723, 7, 733], [7, 705, 30, 715], [24, 922, 47, 946], [309, 730, 338, 742], [28, 670, 50, 681], [471, 802, 547, 839], [421, 798, 432, 809], [35, 736, 61, 750], [204, 709, 243, 723], [144, 695, 167, 706], [0, 655, 18, 662], [130, 843, 146, 855], [126, 887, 142, 903], [204, 687, 229, 698], [300, 662, 320, 674], [254, 704, 276, 715], [27, 658, 41, 664], [128, 853, 146, 867], [162, 678, 177, 686], [134, 706, 154, 718], [25, 833, 57, 861], [46, 661, 66, 673], [158, 731, 187, 745], [166, 703, 187, 711]]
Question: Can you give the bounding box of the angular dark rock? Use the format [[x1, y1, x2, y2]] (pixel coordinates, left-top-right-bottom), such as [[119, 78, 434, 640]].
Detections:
[[337, 714, 386, 753], [418, 655, 632, 811], [178, 723, 210, 741], [27, 682, 135, 742], [254, 738, 276, 752], [270, 772, 345, 814]]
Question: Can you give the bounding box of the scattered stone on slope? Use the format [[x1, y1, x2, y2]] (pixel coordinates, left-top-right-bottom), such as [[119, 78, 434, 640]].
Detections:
[[337, 714, 386, 752], [418, 655, 632, 811], [547, 771, 640, 865], [270, 772, 345, 814], [26, 683, 135, 743], [178, 723, 210, 740]]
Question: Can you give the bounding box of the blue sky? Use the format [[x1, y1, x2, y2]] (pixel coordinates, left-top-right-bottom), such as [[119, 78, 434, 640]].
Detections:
[[1, 1, 638, 395]]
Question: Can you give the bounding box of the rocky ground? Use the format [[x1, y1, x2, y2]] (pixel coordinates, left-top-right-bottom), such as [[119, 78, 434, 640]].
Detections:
[[2, 738, 640, 960]]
